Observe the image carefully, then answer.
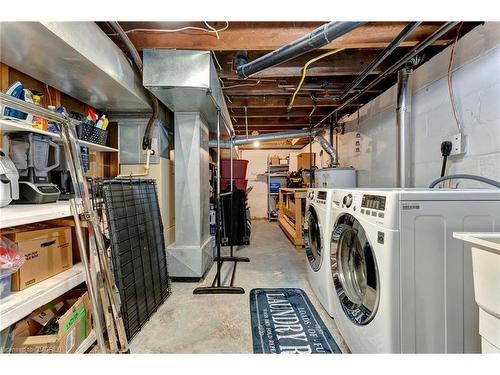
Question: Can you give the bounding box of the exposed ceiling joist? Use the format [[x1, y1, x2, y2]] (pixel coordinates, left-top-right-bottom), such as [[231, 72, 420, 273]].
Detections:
[[113, 22, 453, 51], [227, 96, 361, 108], [229, 107, 342, 118]]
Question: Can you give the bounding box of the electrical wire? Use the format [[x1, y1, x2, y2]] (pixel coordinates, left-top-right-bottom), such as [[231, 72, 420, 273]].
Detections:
[[108, 21, 230, 37], [212, 51, 223, 70], [310, 22, 459, 132], [223, 80, 262, 89], [448, 22, 464, 134], [204, 22, 221, 39], [309, 105, 318, 117], [288, 48, 344, 110]]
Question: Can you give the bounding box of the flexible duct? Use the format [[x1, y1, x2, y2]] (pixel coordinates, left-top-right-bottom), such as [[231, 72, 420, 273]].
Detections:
[[235, 22, 366, 78], [315, 135, 337, 166], [210, 129, 317, 148], [108, 22, 159, 150], [209, 128, 338, 166]]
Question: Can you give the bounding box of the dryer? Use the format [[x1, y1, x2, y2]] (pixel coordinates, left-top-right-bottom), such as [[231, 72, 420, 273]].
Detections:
[[303, 188, 336, 315], [326, 188, 500, 353]]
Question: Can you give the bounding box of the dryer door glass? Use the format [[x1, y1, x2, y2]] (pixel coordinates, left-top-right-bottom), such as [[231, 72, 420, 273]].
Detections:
[[330, 214, 379, 325], [304, 206, 322, 271]]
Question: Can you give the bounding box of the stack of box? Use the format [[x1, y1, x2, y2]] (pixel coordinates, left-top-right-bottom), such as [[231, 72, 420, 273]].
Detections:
[[10, 290, 91, 353]]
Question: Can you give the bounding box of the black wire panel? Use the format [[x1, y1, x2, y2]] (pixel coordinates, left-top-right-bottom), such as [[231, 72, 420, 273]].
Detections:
[[101, 179, 171, 339]]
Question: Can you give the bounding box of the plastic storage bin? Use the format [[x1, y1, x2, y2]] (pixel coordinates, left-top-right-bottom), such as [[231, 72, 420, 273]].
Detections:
[[220, 159, 248, 179], [220, 178, 248, 192], [270, 182, 281, 193], [77, 121, 108, 146]]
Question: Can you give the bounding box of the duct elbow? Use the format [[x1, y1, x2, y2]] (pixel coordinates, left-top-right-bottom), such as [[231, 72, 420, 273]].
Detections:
[[315, 135, 338, 167]]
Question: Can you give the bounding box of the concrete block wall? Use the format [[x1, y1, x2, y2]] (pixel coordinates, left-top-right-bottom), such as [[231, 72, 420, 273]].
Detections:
[[241, 22, 500, 217], [335, 22, 500, 188], [241, 149, 292, 218]]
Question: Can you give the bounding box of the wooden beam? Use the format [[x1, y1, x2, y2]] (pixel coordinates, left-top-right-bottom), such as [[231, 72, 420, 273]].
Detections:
[[227, 96, 345, 108], [223, 87, 383, 96], [0, 63, 9, 92], [232, 117, 315, 126], [234, 128, 311, 133], [229, 107, 340, 118], [119, 22, 452, 51]]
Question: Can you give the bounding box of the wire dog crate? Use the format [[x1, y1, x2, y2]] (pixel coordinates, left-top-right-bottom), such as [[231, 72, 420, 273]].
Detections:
[[101, 179, 171, 339]]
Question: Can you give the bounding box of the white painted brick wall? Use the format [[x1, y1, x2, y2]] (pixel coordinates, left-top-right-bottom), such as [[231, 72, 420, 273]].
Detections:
[[240, 149, 292, 218], [336, 22, 500, 188], [241, 22, 500, 216]]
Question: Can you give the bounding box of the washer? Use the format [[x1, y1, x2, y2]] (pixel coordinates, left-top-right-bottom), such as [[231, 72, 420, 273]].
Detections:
[[303, 188, 336, 315], [326, 188, 500, 353]]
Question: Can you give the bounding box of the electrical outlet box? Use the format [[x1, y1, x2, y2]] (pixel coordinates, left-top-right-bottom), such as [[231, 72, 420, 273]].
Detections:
[[449, 133, 466, 156]]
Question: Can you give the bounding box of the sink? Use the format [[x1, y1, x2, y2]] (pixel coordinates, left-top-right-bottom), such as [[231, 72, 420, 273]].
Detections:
[[454, 232, 500, 353]]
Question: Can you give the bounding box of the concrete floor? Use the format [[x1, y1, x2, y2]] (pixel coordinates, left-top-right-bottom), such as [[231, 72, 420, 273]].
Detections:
[[130, 220, 348, 353]]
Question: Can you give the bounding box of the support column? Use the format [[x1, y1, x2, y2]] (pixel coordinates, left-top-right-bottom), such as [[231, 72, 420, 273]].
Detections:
[[167, 112, 212, 278]]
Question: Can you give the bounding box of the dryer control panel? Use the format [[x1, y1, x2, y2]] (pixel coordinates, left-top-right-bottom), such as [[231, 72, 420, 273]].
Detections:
[[362, 195, 386, 211]]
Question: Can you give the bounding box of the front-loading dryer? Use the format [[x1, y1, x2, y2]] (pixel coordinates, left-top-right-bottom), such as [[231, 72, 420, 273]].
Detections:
[[303, 188, 335, 315], [327, 188, 500, 353]]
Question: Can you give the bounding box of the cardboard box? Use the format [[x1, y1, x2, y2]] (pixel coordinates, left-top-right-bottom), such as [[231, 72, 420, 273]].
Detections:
[[46, 218, 89, 264], [1, 225, 72, 291], [297, 152, 316, 170], [270, 155, 280, 165], [11, 290, 91, 353]]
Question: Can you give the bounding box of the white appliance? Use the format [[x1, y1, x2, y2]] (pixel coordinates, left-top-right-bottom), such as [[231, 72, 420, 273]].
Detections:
[[0, 150, 19, 207], [303, 188, 336, 315], [453, 232, 500, 353], [326, 188, 500, 353], [314, 167, 356, 189]]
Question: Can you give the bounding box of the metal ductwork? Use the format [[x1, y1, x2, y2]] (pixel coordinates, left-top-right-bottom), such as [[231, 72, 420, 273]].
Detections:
[[210, 129, 338, 166], [143, 49, 233, 136], [0, 22, 151, 112], [210, 129, 317, 148], [315, 135, 338, 166], [396, 66, 413, 188], [108, 22, 160, 150], [235, 22, 366, 78]]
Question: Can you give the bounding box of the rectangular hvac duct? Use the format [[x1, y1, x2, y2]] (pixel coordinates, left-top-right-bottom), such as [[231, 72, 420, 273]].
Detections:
[[143, 50, 233, 278], [142, 49, 233, 134], [0, 22, 151, 112]]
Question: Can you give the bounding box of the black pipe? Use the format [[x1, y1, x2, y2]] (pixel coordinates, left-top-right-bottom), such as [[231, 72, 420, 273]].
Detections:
[[338, 22, 421, 101], [235, 22, 366, 78], [108, 22, 159, 150], [313, 22, 459, 129]]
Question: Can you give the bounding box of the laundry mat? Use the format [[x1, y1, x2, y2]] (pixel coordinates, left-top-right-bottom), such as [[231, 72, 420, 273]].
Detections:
[[249, 288, 341, 354]]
